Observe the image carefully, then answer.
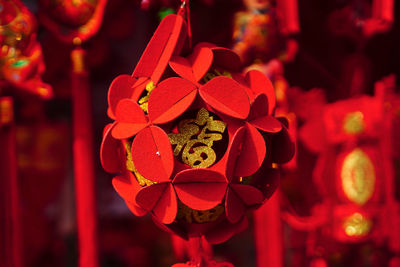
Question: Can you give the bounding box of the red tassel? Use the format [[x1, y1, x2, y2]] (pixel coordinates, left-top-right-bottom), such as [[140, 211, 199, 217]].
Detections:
[[373, 0, 394, 22], [71, 48, 99, 267], [277, 0, 300, 34], [0, 97, 22, 267], [253, 191, 283, 267]]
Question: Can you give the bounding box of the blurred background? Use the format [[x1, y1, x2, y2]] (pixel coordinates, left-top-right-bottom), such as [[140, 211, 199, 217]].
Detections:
[[1, 0, 400, 266]]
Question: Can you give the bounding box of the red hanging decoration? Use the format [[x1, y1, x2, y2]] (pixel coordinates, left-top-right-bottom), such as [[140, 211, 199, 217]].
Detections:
[[372, 0, 394, 23], [38, 1, 107, 266], [100, 8, 294, 265], [0, 97, 22, 267], [1, 2, 52, 265], [276, 0, 300, 34], [283, 77, 400, 264]]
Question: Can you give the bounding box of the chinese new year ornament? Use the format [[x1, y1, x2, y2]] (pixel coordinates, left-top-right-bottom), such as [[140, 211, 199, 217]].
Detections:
[[0, 0, 52, 98], [101, 10, 294, 267]]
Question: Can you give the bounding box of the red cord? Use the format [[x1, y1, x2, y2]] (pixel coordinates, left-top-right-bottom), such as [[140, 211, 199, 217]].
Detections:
[[178, 0, 192, 49]]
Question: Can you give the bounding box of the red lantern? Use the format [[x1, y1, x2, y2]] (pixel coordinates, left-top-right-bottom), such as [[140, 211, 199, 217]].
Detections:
[[284, 79, 400, 265]]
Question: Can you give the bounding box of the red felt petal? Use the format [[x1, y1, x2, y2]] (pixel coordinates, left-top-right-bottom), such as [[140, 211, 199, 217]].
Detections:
[[169, 56, 196, 81], [245, 70, 275, 115], [131, 126, 174, 182], [234, 124, 266, 177], [205, 217, 248, 244], [169, 45, 213, 82], [136, 183, 168, 211], [199, 76, 250, 119], [230, 184, 264, 206], [132, 14, 186, 84], [225, 188, 246, 223], [148, 78, 197, 124], [250, 116, 282, 133], [108, 75, 136, 117], [152, 183, 177, 224], [125, 201, 147, 217], [225, 127, 246, 180], [211, 47, 242, 72], [112, 173, 136, 202], [111, 122, 148, 139], [115, 98, 147, 124], [248, 93, 269, 120], [100, 123, 125, 173], [173, 169, 227, 210], [189, 45, 213, 81]]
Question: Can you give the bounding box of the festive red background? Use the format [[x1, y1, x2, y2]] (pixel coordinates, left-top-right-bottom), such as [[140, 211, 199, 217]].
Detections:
[[1, 0, 400, 266]]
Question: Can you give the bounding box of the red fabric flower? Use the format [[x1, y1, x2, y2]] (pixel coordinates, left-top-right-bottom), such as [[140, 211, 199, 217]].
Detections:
[[169, 42, 251, 120], [106, 14, 187, 120], [100, 122, 125, 173], [112, 171, 147, 217], [224, 127, 265, 223], [135, 180, 177, 224], [173, 169, 228, 211], [220, 71, 284, 177]]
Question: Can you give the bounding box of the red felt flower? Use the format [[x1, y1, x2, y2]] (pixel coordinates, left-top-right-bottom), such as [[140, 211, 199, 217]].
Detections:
[[107, 13, 187, 119], [112, 171, 147, 216], [109, 78, 196, 182], [244, 69, 276, 113], [173, 169, 228, 211], [169, 42, 251, 120], [169, 42, 242, 83], [219, 91, 282, 178], [135, 181, 178, 224], [223, 127, 265, 223], [133, 140, 178, 224], [100, 122, 125, 173], [171, 127, 265, 224]]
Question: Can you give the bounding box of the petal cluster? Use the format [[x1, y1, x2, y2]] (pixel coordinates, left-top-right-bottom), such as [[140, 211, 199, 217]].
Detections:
[[100, 14, 294, 243]]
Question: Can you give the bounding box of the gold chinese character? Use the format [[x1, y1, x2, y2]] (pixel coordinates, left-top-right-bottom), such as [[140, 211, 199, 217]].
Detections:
[[168, 108, 226, 168]]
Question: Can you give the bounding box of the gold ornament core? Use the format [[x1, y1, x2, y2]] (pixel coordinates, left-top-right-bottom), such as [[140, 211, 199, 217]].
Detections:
[[168, 108, 227, 169]]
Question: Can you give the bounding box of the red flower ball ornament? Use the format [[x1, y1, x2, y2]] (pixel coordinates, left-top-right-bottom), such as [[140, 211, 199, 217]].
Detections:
[[101, 14, 294, 244]]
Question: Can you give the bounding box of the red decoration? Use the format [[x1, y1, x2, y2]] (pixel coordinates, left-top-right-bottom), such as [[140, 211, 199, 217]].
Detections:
[[39, 1, 108, 266], [0, 0, 52, 98], [101, 12, 294, 266], [283, 78, 400, 264], [0, 97, 22, 267], [39, 0, 107, 44]]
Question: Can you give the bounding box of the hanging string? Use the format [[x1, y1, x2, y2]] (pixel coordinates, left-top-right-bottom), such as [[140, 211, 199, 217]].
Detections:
[[178, 0, 192, 49]]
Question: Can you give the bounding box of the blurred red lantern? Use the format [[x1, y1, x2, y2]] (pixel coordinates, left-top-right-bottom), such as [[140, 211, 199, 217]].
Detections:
[[39, 0, 98, 27], [0, 0, 52, 98]]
